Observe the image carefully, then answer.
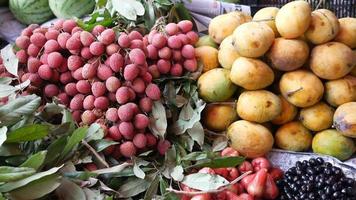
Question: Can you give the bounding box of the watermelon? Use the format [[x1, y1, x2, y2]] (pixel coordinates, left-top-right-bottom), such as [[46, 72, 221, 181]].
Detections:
[[49, 0, 95, 19], [9, 0, 54, 25]]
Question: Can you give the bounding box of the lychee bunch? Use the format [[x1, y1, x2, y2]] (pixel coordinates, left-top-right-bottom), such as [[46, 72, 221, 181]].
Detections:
[[4, 19, 200, 159]]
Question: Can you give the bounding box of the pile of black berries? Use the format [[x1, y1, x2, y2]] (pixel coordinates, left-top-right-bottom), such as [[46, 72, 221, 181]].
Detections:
[[277, 157, 356, 200]]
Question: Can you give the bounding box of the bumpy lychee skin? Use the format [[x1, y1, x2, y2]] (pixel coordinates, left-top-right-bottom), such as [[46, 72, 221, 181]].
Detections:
[[72, 110, 82, 123], [59, 71, 73, 84], [27, 57, 41, 73], [119, 142, 137, 158], [148, 64, 160, 79], [76, 80, 91, 94], [131, 78, 146, 93], [38, 64, 53, 80], [117, 103, 135, 122], [16, 36, 30, 49], [94, 96, 109, 110], [92, 82, 106, 97], [27, 44, 40, 57], [145, 134, 157, 147], [65, 82, 78, 96], [57, 32, 71, 49], [129, 48, 146, 65], [82, 63, 97, 79], [62, 19, 77, 33], [44, 84, 59, 97], [45, 29, 60, 40], [145, 83, 161, 100], [44, 39, 60, 53], [106, 108, 118, 122], [128, 30, 143, 41], [67, 55, 83, 71], [99, 29, 116, 45], [108, 125, 122, 141], [116, 87, 131, 104], [105, 76, 121, 92], [92, 25, 105, 36], [30, 32, 46, 47], [157, 140, 171, 155], [133, 133, 147, 149], [119, 122, 135, 140], [133, 114, 150, 129], [118, 33, 130, 48], [90, 41, 105, 56], [109, 53, 124, 72], [81, 110, 97, 125], [97, 65, 113, 81], [124, 64, 140, 81], [16, 50, 28, 64], [80, 31, 95, 47], [106, 43, 120, 56], [57, 92, 70, 105], [47, 52, 63, 68], [83, 95, 95, 110], [70, 94, 85, 110]]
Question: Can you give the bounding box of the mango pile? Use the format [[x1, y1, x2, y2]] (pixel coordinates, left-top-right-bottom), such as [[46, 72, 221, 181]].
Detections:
[[197, 1, 356, 161]]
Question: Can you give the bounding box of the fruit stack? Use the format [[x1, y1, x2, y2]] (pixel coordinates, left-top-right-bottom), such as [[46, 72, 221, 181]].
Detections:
[[3, 19, 199, 159]]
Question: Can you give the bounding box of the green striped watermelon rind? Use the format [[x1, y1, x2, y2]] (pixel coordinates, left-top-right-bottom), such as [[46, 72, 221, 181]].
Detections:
[[49, 0, 95, 19], [9, 0, 54, 25]]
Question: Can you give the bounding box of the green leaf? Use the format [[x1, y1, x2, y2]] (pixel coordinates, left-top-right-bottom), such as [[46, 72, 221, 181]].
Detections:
[[0, 77, 14, 85], [182, 152, 208, 161], [170, 99, 205, 135], [182, 173, 229, 191], [6, 124, 50, 143], [61, 127, 88, 157], [144, 173, 159, 200], [195, 156, 245, 169], [9, 174, 61, 200], [64, 171, 97, 180], [0, 166, 62, 192], [174, 3, 192, 21], [96, 0, 107, 8], [170, 165, 184, 182], [0, 166, 36, 182], [212, 136, 228, 152], [9, 116, 33, 132], [118, 176, 150, 198], [0, 84, 16, 98], [94, 162, 130, 175], [5, 156, 27, 166], [86, 123, 104, 142], [139, 150, 153, 156], [154, 0, 172, 6], [143, 0, 156, 30], [179, 103, 194, 120], [149, 101, 167, 139], [111, 0, 145, 20], [55, 178, 86, 200], [187, 122, 204, 147], [0, 126, 7, 146], [92, 139, 118, 152], [20, 151, 47, 170], [102, 167, 154, 178], [0, 95, 41, 127], [83, 188, 105, 200], [0, 45, 18, 77], [133, 159, 149, 179], [0, 144, 22, 156], [45, 136, 67, 165], [159, 177, 179, 200]]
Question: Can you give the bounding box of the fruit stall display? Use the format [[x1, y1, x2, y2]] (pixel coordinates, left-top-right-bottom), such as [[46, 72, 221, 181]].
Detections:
[[0, 0, 355, 199]]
